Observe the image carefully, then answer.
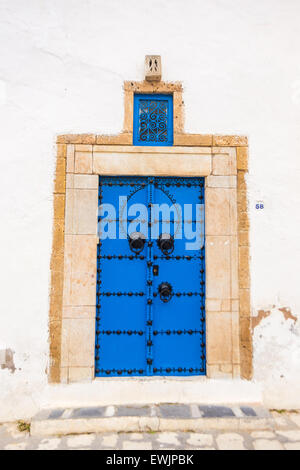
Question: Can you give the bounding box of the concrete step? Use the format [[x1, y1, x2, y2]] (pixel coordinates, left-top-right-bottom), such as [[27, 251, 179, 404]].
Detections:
[[31, 404, 274, 437]]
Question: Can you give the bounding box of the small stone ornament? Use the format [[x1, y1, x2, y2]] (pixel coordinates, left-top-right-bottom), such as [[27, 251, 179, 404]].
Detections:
[[145, 55, 162, 82]]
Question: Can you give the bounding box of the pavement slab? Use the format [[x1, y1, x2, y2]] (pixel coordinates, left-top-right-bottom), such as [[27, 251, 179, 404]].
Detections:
[[0, 408, 299, 450]]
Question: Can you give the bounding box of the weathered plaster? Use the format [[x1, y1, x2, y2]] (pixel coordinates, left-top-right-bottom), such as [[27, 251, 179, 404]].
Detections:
[[253, 306, 300, 409], [0, 349, 16, 373]]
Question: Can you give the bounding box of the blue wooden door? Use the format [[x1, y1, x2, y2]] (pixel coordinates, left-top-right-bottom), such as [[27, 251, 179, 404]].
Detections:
[[95, 176, 205, 377]]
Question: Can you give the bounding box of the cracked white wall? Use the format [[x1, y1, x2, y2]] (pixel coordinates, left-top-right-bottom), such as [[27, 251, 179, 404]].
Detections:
[[0, 0, 300, 420]]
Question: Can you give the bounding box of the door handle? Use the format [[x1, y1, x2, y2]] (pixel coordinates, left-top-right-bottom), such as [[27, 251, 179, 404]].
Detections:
[[129, 232, 146, 254], [157, 233, 174, 255], [158, 282, 173, 303]]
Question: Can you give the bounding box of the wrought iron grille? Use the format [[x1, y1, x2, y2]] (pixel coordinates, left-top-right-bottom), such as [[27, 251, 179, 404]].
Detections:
[[133, 94, 173, 146]]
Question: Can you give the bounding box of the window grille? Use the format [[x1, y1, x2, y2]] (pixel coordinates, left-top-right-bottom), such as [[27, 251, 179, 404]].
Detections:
[[133, 94, 173, 146]]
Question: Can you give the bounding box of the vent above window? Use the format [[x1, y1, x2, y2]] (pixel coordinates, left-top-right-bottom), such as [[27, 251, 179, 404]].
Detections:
[[133, 94, 173, 146], [145, 55, 162, 82]]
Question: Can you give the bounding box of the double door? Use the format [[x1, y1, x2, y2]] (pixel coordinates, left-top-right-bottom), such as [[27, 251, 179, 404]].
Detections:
[[95, 176, 205, 377]]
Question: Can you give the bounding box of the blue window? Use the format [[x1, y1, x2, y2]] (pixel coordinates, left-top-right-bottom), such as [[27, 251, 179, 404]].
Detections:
[[133, 94, 173, 146]]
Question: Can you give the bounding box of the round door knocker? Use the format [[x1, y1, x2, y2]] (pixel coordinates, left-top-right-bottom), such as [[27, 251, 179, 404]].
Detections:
[[157, 233, 174, 255], [129, 232, 146, 254], [158, 282, 173, 303]]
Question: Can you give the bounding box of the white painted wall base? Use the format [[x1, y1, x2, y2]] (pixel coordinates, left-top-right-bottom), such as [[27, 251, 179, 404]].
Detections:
[[4, 374, 300, 423], [0, 377, 263, 422], [40, 378, 263, 412]]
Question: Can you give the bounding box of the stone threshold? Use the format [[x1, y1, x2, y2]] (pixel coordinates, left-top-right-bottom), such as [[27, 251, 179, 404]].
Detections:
[[31, 404, 272, 437]]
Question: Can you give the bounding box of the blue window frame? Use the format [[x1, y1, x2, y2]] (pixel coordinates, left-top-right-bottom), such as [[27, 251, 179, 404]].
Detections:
[[133, 94, 173, 146]]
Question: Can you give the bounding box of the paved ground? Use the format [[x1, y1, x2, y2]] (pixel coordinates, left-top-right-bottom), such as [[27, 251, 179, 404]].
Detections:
[[1, 411, 300, 450]]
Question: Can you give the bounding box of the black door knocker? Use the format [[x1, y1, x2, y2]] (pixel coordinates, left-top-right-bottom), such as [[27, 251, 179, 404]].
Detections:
[[157, 233, 174, 255], [129, 232, 146, 254], [158, 282, 173, 303]]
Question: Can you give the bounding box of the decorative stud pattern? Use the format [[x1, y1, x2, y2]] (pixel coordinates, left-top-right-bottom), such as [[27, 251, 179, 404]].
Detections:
[[95, 176, 206, 377]]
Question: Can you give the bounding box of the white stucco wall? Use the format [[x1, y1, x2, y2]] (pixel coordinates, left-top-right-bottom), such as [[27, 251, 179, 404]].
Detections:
[[0, 0, 300, 420]]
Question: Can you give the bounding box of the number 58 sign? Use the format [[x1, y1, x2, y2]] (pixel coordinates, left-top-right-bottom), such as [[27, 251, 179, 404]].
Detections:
[[255, 200, 264, 210]]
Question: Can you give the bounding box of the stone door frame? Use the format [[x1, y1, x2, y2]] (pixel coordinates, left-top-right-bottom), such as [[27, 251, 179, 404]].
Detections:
[[49, 81, 251, 384]]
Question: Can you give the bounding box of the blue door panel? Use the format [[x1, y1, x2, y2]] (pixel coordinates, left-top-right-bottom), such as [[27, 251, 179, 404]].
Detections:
[[152, 296, 204, 331], [152, 179, 203, 206], [99, 297, 146, 331], [152, 260, 201, 292], [95, 176, 206, 378], [97, 335, 146, 376], [100, 180, 148, 219], [152, 335, 205, 376], [100, 259, 146, 292]]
